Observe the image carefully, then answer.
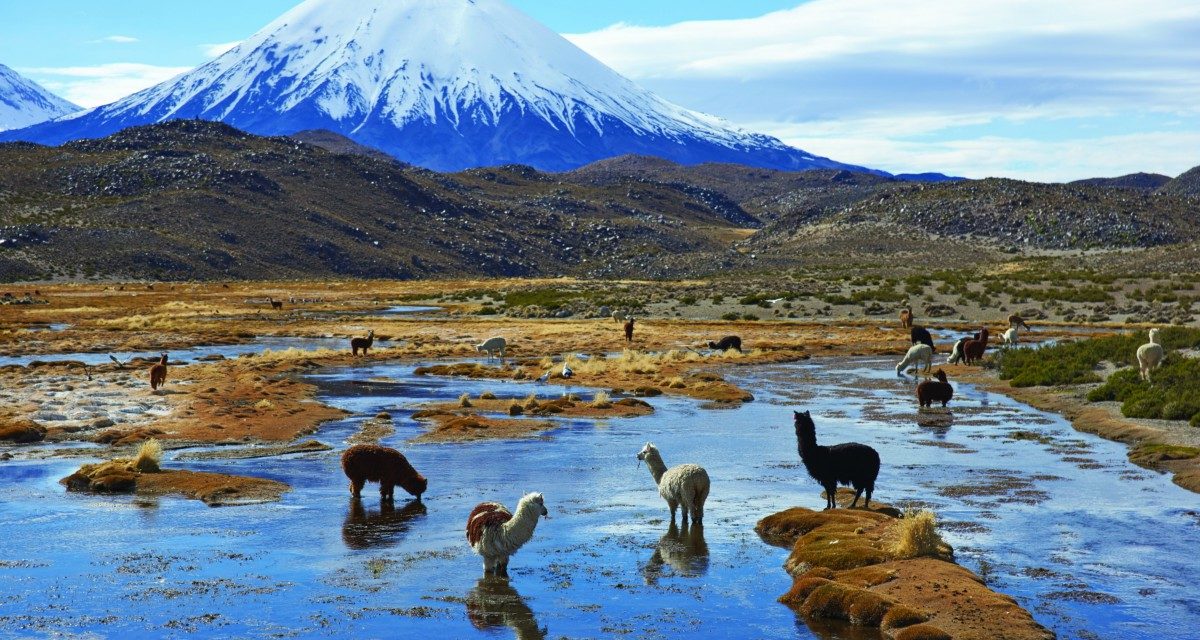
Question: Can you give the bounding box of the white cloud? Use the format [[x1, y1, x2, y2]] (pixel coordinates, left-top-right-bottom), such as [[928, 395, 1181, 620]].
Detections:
[[565, 0, 1200, 179], [22, 63, 192, 109], [89, 35, 139, 44], [200, 41, 241, 58]]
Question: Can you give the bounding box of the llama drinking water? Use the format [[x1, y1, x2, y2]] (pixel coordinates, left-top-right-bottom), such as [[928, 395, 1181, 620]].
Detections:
[[636, 443, 709, 526], [466, 493, 548, 576], [476, 337, 507, 359], [794, 410, 880, 510], [896, 343, 933, 375], [1137, 328, 1165, 381]]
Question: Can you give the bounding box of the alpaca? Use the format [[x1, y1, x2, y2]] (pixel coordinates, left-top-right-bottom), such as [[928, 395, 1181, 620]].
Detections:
[[624, 318, 636, 343], [477, 336, 507, 359], [896, 343, 933, 375], [340, 444, 427, 501], [612, 310, 629, 323], [946, 332, 980, 365], [899, 307, 914, 329], [962, 328, 990, 364], [917, 369, 954, 408], [910, 326, 935, 351], [1008, 314, 1031, 331], [149, 353, 168, 390], [1002, 325, 1020, 346], [707, 335, 743, 353], [794, 410, 880, 510], [351, 330, 375, 356], [267, 296, 283, 311], [466, 493, 548, 576], [1137, 328, 1165, 382], [636, 443, 710, 526]]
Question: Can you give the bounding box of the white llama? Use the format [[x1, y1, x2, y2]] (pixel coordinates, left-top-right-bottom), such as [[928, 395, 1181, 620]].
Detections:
[[466, 493, 548, 576], [896, 343, 933, 375], [1002, 325, 1020, 346], [636, 443, 710, 526], [1137, 328, 1165, 382]]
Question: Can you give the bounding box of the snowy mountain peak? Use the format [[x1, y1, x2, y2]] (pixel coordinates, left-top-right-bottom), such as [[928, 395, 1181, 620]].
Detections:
[[0, 64, 81, 132], [1, 0, 873, 173]]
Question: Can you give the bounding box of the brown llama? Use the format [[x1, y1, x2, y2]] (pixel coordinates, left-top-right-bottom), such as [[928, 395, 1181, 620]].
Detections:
[[1007, 314, 1030, 331], [899, 307, 914, 329], [351, 330, 375, 356], [267, 296, 283, 310], [962, 328, 990, 364], [341, 444, 426, 501], [149, 353, 168, 390], [624, 318, 635, 343], [917, 369, 954, 407]]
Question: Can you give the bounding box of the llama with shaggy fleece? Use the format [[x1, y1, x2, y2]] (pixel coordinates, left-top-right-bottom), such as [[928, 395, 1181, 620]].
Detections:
[[895, 343, 933, 375], [341, 444, 427, 501], [149, 353, 168, 390], [466, 493, 548, 576], [1137, 328, 1165, 381], [637, 443, 710, 526], [917, 369, 954, 408]]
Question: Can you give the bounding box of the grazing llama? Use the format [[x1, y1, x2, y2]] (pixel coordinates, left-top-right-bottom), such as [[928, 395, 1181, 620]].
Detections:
[[340, 444, 426, 501], [149, 353, 168, 390], [267, 296, 283, 311], [917, 369, 954, 408], [351, 330, 375, 356], [910, 326, 935, 350], [624, 318, 636, 343], [636, 443, 710, 526], [896, 343, 933, 375], [794, 410, 880, 510], [962, 328, 990, 364], [707, 336, 743, 352], [899, 307, 914, 329], [476, 337, 507, 359], [466, 493, 548, 576], [1137, 328, 1165, 382]]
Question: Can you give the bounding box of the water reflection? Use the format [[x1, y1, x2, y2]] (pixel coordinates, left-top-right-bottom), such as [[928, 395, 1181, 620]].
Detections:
[[341, 497, 427, 550], [642, 522, 709, 585], [466, 576, 547, 640]]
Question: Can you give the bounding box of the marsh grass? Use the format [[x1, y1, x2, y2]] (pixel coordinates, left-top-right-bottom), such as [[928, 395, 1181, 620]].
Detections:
[[887, 510, 944, 559], [133, 438, 162, 473], [997, 327, 1200, 387], [458, 393, 472, 408], [589, 391, 612, 409]]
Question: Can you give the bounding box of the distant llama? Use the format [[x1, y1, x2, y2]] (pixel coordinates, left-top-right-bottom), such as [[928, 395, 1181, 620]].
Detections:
[[899, 307, 914, 329], [351, 330, 375, 356], [1137, 328, 1165, 382], [962, 328, 990, 364], [896, 343, 933, 375], [917, 369, 954, 408], [624, 318, 636, 343], [149, 353, 168, 390]]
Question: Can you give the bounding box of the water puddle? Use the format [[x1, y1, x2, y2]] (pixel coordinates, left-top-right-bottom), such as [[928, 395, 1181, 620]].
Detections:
[[0, 356, 1196, 639], [0, 336, 350, 368]]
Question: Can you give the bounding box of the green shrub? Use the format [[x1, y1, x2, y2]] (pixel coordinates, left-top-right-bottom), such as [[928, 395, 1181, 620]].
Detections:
[[721, 312, 741, 321]]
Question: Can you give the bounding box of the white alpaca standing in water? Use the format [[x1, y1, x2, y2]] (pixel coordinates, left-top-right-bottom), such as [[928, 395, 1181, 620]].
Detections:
[[1137, 328, 1165, 382], [636, 443, 710, 526], [895, 343, 933, 375], [466, 493, 548, 576], [1002, 325, 1020, 346]]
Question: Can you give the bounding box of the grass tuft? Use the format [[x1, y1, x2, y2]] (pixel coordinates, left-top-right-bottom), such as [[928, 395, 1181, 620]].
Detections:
[[133, 438, 162, 473]]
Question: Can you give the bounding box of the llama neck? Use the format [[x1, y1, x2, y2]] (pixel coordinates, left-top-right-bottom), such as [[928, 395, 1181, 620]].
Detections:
[[1150, 333, 1160, 345], [796, 427, 820, 460], [502, 497, 543, 546], [644, 452, 668, 485]]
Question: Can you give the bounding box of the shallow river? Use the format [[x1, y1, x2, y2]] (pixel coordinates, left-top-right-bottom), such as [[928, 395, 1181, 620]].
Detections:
[[1, 355, 1197, 639]]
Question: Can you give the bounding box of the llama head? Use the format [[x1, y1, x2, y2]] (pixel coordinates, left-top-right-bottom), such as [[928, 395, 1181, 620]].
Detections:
[[636, 442, 658, 462], [523, 492, 548, 517], [793, 410, 815, 436], [707, 340, 717, 349], [367, 330, 374, 338], [1148, 328, 1161, 343], [159, 352, 168, 363], [935, 369, 947, 383], [401, 473, 427, 499], [979, 327, 989, 339]]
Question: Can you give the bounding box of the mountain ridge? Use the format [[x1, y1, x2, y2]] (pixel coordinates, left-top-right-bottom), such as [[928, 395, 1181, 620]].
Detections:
[[0, 64, 80, 132]]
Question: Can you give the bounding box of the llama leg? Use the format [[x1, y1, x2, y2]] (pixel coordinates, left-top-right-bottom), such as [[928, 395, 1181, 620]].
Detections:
[[668, 500, 679, 523], [849, 484, 862, 509], [350, 478, 365, 497], [499, 558, 509, 577], [380, 482, 394, 501], [864, 482, 874, 509], [824, 483, 837, 510]]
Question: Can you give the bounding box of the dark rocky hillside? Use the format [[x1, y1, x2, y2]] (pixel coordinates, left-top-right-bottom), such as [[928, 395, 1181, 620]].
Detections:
[[1071, 172, 1172, 190], [1160, 165, 1200, 199]]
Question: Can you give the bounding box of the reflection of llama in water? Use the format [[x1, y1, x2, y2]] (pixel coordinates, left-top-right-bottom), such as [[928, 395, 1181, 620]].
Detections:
[[341, 497, 427, 550], [642, 522, 709, 585], [466, 576, 547, 640]]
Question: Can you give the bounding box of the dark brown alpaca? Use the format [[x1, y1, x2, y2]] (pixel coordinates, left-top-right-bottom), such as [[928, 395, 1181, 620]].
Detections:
[[899, 307, 914, 329], [341, 444, 427, 501], [351, 330, 375, 356], [963, 328, 990, 364], [624, 318, 635, 343], [917, 369, 954, 407], [1008, 314, 1030, 331], [149, 353, 168, 390], [268, 296, 283, 310]]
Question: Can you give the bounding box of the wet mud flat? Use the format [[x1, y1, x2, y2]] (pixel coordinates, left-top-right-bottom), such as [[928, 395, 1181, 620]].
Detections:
[[0, 357, 1197, 639]]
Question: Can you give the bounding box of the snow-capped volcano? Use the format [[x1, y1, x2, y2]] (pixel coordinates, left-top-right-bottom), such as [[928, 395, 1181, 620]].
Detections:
[[0, 64, 80, 132], [1, 0, 868, 172]]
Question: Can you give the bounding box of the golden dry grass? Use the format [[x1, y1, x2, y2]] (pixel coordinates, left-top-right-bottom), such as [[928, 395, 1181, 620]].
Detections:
[[887, 510, 945, 559], [132, 438, 162, 473]]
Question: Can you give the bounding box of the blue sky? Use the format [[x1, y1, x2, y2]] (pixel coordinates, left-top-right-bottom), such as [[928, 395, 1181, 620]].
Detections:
[[2, 0, 1198, 181]]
